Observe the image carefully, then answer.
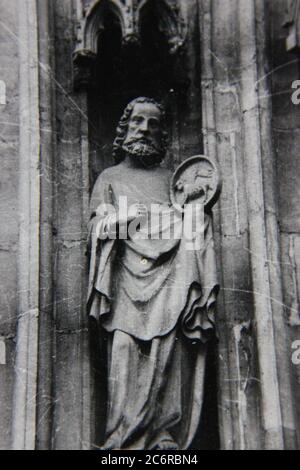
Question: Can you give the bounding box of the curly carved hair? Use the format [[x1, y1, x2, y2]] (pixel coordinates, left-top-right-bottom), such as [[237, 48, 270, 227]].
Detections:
[[113, 97, 169, 164]]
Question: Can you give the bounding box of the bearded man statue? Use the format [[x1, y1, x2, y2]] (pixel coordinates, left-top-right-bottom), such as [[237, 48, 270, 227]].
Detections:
[[87, 97, 219, 450]]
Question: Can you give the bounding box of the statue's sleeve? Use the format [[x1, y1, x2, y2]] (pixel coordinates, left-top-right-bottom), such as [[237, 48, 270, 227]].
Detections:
[[87, 173, 117, 321], [88, 174, 117, 245], [181, 213, 220, 343]]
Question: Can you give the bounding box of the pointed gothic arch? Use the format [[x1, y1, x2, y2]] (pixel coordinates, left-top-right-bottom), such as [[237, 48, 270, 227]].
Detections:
[[73, 0, 187, 89]]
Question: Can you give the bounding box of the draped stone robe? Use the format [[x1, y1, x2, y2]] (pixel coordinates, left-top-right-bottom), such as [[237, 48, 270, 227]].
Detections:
[[87, 160, 219, 450]]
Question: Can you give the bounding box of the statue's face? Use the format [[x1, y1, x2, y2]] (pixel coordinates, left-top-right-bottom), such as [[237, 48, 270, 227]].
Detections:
[[122, 102, 163, 163]]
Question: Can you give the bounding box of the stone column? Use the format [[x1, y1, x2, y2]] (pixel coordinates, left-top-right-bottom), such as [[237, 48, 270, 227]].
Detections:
[[200, 0, 297, 450], [12, 0, 41, 450], [35, 0, 56, 450], [50, 0, 92, 450], [239, 0, 283, 449]]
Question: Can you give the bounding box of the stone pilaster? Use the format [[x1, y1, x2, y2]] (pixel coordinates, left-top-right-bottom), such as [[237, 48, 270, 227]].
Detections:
[[12, 0, 41, 450], [200, 0, 297, 450], [35, 0, 56, 450]]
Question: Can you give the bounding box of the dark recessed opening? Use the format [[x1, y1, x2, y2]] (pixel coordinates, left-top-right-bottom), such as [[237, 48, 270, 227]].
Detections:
[[87, 2, 218, 450], [88, 3, 186, 185]]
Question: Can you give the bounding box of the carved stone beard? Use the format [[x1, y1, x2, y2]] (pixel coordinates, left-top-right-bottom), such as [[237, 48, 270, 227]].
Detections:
[[122, 139, 163, 168]]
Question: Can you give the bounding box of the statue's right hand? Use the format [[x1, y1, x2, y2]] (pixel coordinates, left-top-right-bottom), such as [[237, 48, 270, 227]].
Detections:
[[128, 203, 148, 223], [94, 204, 148, 239]]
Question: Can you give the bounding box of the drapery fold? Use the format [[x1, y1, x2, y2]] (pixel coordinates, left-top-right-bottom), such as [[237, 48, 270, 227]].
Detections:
[[87, 169, 219, 343], [87, 164, 219, 449]]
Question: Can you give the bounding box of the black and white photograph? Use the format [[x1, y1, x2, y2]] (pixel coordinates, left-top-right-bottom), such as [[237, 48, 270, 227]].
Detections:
[[0, 0, 299, 453]]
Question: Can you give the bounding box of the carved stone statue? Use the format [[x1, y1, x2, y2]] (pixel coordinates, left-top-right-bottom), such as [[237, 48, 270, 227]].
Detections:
[[87, 97, 220, 450]]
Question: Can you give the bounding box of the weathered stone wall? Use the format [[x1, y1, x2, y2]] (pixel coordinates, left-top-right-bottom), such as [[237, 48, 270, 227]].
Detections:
[[269, 0, 300, 445], [200, 0, 261, 449], [0, 0, 19, 450], [50, 0, 91, 450]]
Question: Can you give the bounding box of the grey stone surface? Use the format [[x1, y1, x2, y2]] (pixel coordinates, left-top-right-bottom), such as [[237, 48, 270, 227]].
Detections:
[[0, 0, 19, 450], [51, 0, 92, 450], [271, 0, 300, 234], [270, 0, 300, 447]]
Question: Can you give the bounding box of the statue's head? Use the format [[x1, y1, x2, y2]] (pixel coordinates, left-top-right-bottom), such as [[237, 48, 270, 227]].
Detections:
[[113, 97, 168, 167]]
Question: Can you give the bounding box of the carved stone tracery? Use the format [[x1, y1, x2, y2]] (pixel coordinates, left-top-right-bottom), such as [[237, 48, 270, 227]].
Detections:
[[73, 0, 187, 89]]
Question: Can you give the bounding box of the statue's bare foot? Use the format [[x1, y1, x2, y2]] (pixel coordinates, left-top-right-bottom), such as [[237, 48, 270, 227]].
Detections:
[[156, 439, 179, 451]]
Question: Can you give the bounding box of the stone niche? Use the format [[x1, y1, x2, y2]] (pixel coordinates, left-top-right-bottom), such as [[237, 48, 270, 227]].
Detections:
[[73, 0, 220, 449], [73, 0, 202, 181]]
